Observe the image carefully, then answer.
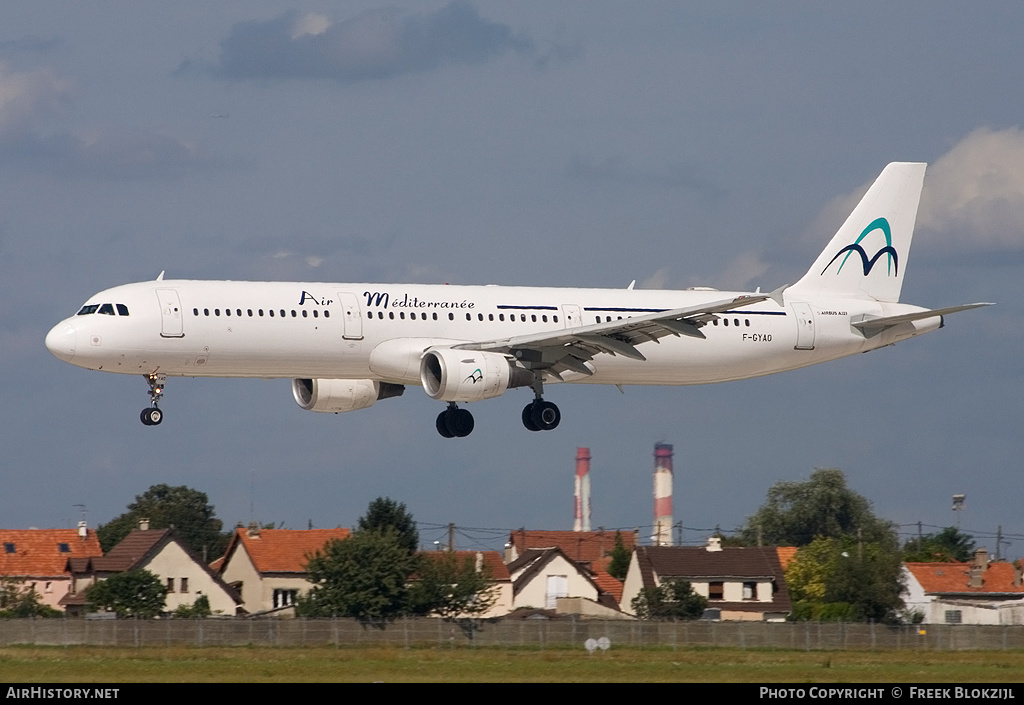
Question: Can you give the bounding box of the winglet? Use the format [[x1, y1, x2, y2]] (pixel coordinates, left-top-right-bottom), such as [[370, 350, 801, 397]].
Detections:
[[156, 271, 165, 281]]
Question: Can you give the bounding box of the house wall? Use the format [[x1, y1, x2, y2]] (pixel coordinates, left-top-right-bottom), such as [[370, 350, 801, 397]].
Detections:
[[220, 544, 264, 613], [8, 577, 72, 611], [513, 554, 598, 610], [142, 542, 237, 615], [619, 553, 645, 614]]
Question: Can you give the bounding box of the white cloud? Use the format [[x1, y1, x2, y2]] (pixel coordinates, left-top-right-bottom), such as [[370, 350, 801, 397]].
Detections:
[[0, 63, 67, 137], [291, 13, 330, 39], [917, 127, 1024, 250]]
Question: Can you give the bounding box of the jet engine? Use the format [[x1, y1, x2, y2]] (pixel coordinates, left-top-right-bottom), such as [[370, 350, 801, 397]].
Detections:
[[291, 378, 403, 413], [420, 348, 533, 402]]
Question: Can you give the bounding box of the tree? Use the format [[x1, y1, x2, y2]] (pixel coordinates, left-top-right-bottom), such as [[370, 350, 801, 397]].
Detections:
[[98, 484, 228, 559], [86, 570, 168, 618], [295, 529, 417, 624], [409, 552, 498, 619], [0, 579, 62, 619], [740, 468, 893, 547], [903, 527, 975, 562], [606, 531, 631, 581], [357, 497, 419, 554], [172, 594, 212, 618], [631, 579, 708, 620]]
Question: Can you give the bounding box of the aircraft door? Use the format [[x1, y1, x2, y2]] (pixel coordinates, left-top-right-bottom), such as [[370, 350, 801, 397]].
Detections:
[[337, 292, 363, 340], [792, 302, 815, 350], [156, 288, 185, 338], [561, 304, 582, 329]]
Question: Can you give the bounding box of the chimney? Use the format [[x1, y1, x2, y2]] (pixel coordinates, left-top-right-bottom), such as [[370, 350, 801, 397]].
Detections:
[[574, 448, 592, 532], [972, 547, 989, 571], [475, 552, 484, 573], [77, 521, 88, 539], [247, 521, 260, 538], [968, 548, 988, 588], [1013, 561, 1023, 588], [706, 536, 723, 552], [651, 443, 674, 546], [138, 518, 150, 531]]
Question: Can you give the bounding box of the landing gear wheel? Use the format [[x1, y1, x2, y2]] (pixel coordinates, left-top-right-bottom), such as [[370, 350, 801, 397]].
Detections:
[[531, 400, 560, 431], [141, 407, 162, 426], [436, 405, 474, 438], [522, 403, 540, 432], [436, 411, 455, 438], [141, 373, 166, 427]]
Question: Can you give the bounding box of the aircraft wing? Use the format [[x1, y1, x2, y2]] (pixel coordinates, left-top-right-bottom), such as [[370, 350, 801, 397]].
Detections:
[[451, 294, 770, 378], [852, 302, 993, 336]]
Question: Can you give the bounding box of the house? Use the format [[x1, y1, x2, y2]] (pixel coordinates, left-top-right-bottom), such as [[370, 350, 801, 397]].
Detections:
[[903, 549, 1024, 625], [216, 525, 350, 615], [62, 524, 241, 616], [621, 537, 792, 621], [0, 524, 103, 611], [505, 529, 635, 574], [416, 550, 513, 618], [507, 546, 626, 618]]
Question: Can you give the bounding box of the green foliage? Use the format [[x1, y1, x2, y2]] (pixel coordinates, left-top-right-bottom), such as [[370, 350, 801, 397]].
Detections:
[[357, 497, 419, 554], [606, 531, 631, 581], [86, 570, 168, 618], [903, 527, 976, 562], [740, 468, 893, 547], [296, 529, 417, 624], [409, 552, 498, 619], [172, 594, 212, 618], [631, 579, 708, 620], [785, 535, 905, 623], [0, 579, 62, 619], [97, 484, 229, 559]]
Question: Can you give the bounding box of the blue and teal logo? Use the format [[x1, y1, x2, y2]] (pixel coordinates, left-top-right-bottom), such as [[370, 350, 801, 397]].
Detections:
[[821, 217, 898, 276]]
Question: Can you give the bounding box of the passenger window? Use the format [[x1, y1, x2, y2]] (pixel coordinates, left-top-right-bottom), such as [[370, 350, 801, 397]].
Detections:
[[290, 310, 296, 317], [193, 308, 199, 316], [542, 315, 547, 323], [76, 304, 100, 316], [466, 313, 472, 321], [400, 312, 405, 320], [553, 316, 558, 323], [280, 310, 285, 317], [215, 309, 221, 316], [478, 313, 483, 321], [448, 313, 454, 321], [116, 304, 129, 316], [204, 308, 210, 316], [734, 319, 739, 326], [259, 309, 264, 316], [269, 310, 275, 317], [499, 314, 504, 321], [313, 310, 318, 318], [488, 314, 493, 321], [225, 308, 231, 316], [531, 315, 537, 322], [302, 310, 308, 318], [433, 313, 438, 320], [521, 314, 526, 322], [324, 310, 330, 318], [247, 309, 253, 317], [98, 303, 115, 315]]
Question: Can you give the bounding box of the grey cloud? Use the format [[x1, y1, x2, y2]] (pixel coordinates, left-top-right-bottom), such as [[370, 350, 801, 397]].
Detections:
[[0, 36, 63, 54], [182, 2, 532, 83]]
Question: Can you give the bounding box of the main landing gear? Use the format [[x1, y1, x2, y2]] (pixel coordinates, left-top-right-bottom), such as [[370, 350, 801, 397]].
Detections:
[[140, 373, 165, 426], [433, 378, 561, 438], [436, 403, 474, 438]]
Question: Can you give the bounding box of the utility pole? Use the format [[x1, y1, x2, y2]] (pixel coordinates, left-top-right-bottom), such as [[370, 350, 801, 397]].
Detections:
[[448, 523, 455, 552]]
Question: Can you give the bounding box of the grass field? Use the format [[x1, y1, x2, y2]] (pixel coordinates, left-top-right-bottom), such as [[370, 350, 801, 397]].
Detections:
[[1, 645, 1023, 682]]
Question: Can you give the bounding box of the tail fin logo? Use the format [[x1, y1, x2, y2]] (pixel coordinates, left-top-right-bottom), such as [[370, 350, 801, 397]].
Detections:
[[821, 217, 898, 277]]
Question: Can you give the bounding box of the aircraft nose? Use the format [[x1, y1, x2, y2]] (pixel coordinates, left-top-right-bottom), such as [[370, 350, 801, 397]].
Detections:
[[45, 321, 77, 362]]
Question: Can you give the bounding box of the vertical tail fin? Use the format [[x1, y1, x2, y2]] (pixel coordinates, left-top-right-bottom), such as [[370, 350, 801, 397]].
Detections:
[[790, 162, 926, 303]]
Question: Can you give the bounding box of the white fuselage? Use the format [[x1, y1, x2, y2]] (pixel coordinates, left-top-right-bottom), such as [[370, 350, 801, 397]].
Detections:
[[45, 279, 939, 388]]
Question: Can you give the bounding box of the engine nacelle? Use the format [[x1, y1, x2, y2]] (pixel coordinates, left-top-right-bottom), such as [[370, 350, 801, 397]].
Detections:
[[292, 378, 401, 413], [420, 348, 531, 402]]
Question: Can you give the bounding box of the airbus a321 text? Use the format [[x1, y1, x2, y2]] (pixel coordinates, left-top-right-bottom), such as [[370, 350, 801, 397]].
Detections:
[[46, 162, 990, 438]]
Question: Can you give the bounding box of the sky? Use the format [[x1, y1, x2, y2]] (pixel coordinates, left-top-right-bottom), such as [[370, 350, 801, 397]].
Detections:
[[3, 2, 1022, 559]]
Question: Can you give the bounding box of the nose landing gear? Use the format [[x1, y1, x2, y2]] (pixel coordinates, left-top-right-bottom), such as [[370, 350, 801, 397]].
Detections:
[[141, 373, 165, 426]]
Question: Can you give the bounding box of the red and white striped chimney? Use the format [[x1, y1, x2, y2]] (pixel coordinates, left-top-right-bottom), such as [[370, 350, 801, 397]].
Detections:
[[652, 442, 674, 545], [574, 447, 591, 532]]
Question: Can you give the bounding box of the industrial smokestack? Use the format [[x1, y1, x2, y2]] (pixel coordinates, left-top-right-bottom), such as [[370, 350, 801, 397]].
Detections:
[[574, 447, 592, 532], [652, 442, 674, 546]]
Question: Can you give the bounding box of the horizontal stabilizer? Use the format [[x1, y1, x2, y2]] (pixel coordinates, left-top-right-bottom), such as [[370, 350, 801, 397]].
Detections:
[[852, 303, 993, 334]]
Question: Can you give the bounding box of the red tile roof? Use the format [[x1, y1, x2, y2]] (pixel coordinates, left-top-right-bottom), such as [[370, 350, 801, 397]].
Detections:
[[592, 571, 624, 603], [0, 529, 103, 577], [906, 562, 1024, 596], [776, 547, 798, 571], [222, 528, 351, 574], [508, 529, 635, 572], [418, 551, 511, 581]]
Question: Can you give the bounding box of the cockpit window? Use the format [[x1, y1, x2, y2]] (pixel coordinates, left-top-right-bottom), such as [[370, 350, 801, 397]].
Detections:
[[98, 303, 115, 315], [77, 304, 100, 316], [116, 304, 129, 316]]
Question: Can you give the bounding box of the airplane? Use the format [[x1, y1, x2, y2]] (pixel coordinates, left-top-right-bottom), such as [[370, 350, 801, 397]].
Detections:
[[45, 162, 990, 438]]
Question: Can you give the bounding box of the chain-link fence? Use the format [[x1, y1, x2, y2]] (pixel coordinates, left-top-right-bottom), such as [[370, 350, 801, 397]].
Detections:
[[2, 618, 1024, 650]]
